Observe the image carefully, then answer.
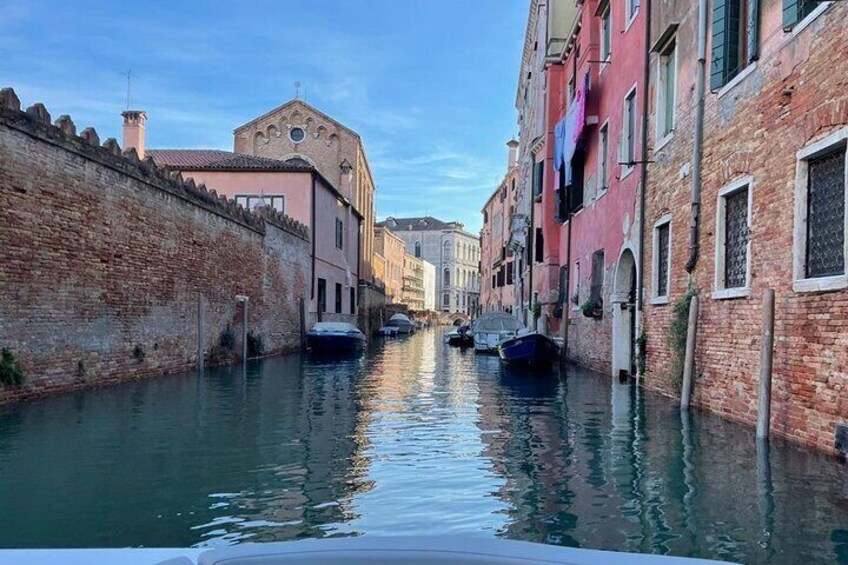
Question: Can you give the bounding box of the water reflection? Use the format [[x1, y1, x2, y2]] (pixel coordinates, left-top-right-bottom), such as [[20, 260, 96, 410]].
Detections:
[[0, 329, 846, 564]]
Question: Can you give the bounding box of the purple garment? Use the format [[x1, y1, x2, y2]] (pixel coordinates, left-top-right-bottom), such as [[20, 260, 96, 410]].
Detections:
[[553, 118, 566, 172], [562, 79, 587, 185]]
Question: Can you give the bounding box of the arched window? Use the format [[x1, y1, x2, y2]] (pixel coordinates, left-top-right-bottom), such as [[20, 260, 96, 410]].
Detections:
[[443, 240, 451, 260], [414, 241, 421, 258], [443, 268, 451, 286]]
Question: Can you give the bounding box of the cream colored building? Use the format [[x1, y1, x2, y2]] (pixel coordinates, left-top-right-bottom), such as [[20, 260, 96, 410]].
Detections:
[[233, 99, 376, 284], [422, 260, 436, 312], [401, 253, 425, 312]]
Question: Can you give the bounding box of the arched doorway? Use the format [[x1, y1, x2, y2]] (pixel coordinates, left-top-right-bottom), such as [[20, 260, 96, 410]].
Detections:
[[611, 249, 637, 378]]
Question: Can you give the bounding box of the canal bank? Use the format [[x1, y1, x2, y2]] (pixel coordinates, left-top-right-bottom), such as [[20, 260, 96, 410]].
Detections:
[[0, 329, 846, 563]]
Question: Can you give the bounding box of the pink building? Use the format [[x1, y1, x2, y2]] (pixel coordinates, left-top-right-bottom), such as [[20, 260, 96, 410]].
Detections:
[[146, 148, 362, 326], [480, 140, 519, 314], [548, 0, 646, 377]]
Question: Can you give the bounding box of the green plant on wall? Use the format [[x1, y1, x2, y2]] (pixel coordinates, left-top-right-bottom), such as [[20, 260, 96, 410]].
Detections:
[[219, 324, 236, 351], [530, 301, 541, 317], [636, 330, 647, 377], [247, 331, 264, 358], [581, 297, 603, 319], [667, 287, 698, 388], [0, 348, 25, 387]]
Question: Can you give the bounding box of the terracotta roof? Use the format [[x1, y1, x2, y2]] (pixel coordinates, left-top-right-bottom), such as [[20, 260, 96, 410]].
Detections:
[[148, 149, 314, 172]]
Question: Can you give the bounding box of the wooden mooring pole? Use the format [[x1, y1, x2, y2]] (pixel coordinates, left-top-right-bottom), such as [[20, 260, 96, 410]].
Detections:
[[680, 295, 699, 411], [299, 297, 306, 349], [197, 293, 205, 372], [757, 289, 775, 440]]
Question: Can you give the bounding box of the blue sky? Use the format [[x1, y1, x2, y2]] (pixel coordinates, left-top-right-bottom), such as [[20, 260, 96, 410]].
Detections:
[[1, 1, 526, 233]]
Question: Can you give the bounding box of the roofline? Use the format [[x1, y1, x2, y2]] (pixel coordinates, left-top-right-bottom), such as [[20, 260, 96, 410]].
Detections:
[[515, 0, 540, 109], [233, 99, 361, 139], [175, 165, 362, 221]]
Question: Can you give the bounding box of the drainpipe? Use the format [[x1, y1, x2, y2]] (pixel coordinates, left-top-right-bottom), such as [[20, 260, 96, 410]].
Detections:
[[686, 0, 708, 273], [311, 173, 317, 319], [528, 188, 535, 327], [637, 0, 652, 319]]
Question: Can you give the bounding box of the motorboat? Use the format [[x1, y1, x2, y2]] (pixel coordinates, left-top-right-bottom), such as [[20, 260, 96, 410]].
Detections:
[[445, 324, 473, 347], [305, 322, 366, 352], [387, 313, 415, 334], [498, 330, 559, 368], [0, 536, 731, 564], [472, 312, 523, 353], [377, 325, 399, 337]]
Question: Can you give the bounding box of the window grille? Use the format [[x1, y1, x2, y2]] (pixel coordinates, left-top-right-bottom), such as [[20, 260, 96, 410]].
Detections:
[[657, 224, 670, 297], [806, 147, 846, 278], [724, 189, 750, 287]]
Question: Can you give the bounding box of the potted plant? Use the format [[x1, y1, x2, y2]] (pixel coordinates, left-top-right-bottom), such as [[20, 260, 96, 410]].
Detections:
[[581, 297, 603, 319]]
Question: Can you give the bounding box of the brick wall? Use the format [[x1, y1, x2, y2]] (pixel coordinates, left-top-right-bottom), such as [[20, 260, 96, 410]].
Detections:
[[643, 3, 848, 453], [0, 90, 311, 402]]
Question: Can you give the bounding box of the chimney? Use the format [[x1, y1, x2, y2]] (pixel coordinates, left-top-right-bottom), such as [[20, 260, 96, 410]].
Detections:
[[507, 139, 519, 169], [121, 110, 147, 158], [339, 159, 353, 199]]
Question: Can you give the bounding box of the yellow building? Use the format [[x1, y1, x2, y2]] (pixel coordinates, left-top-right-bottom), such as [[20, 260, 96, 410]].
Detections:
[[374, 226, 405, 304], [401, 253, 425, 312]]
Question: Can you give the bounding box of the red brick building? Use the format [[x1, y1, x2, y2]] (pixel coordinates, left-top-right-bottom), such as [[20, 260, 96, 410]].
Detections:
[[642, 0, 848, 454]]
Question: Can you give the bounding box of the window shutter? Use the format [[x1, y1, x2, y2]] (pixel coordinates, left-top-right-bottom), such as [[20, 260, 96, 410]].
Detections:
[[710, 0, 729, 90], [747, 0, 760, 63], [783, 0, 799, 29]]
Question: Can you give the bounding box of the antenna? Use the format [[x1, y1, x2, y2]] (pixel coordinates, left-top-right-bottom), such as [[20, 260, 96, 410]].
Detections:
[[294, 81, 302, 100], [125, 69, 134, 109]]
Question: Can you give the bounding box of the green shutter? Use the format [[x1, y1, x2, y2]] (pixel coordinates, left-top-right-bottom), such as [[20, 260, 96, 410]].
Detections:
[[747, 0, 760, 62], [783, 0, 799, 30], [710, 0, 742, 90]]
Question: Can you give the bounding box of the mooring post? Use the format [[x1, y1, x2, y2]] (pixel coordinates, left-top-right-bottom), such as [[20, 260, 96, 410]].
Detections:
[[680, 295, 699, 411], [757, 289, 775, 440], [299, 297, 306, 349], [235, 295, 249, 362], [197, 293, 205, 372]]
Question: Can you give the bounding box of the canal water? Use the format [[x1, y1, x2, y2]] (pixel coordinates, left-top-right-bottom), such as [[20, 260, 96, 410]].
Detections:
[[1, 330, 847, 564]]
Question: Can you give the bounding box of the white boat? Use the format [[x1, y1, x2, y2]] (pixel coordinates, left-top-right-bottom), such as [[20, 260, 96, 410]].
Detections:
[[387, 313, 415, 334], [0, 536, 732, 564], [377, 325, 400, 337], [305, 322, 366, 353], [472, 312, 523, 353]]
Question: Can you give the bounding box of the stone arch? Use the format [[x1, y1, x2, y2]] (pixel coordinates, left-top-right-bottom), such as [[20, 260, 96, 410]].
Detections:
[[253, 131, 266, 153], [316, 125, 327, 138], [279, 153, 317, 167], [267, 124, 279, 138], [611, 246, 638, 379], [290, 110, 302, 122], [327, 133, 339, 147]]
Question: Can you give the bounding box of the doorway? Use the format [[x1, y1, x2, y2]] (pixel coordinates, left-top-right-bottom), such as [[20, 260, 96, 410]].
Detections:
[[612, 249, 637, 379]]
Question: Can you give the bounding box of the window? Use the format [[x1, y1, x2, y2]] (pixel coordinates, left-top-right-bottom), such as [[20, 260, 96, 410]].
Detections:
[[710, 0, 760, 91], [600, 4, 612, 62], [335, 283, 343, 313], [622, 88, 637, 169], [532, 158, 544, 198], [658, 37, 677, 141], [567, 75, 576, 106], [590, 250, 605, 306], [573, 261, 581, 307], [235, 194, 285, 214], [506, 262, 514, 285], [317, 278, 327, 313], [492, 274, 496, 289], [414, 241, 421, 258], [443, 293, 450, 307], [598, 122, 609, 192], [350, 287, 356, 314], [444, 268, 451, 287], [782, 0, 819, 31], [714, 178, 752, 298], [443, 240, 451, 260], [652, 216, 672, 302], [535, 228, 544, 263], [335, 218, 343, 249], [794, 130, 847, 292], [626, 0, 640, 24], [289, 126, 306, 143]]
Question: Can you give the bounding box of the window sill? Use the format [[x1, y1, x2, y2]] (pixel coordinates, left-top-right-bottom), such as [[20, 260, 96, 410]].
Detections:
[[655, 132, 674, 153], [716, 63, 757, 99], [620, 166, 636, 181], [534, 194, 542, 203], [793, 275, 848, 294], [624, 11, 638, 33], [711, 287, 751, 300], [650, 296, 669, 306], [595, 188, 608, 202], [599, 60, 611, 76]]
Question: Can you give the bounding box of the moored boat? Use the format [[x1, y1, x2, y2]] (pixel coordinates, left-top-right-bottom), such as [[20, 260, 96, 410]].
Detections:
[[305, 322, 366, 353], [472, 312, 523, 353], [445, 324, 473, 347], [387, 313, 415, 334], [377, 326, 400, 337], [498, 331, 559, 368]]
